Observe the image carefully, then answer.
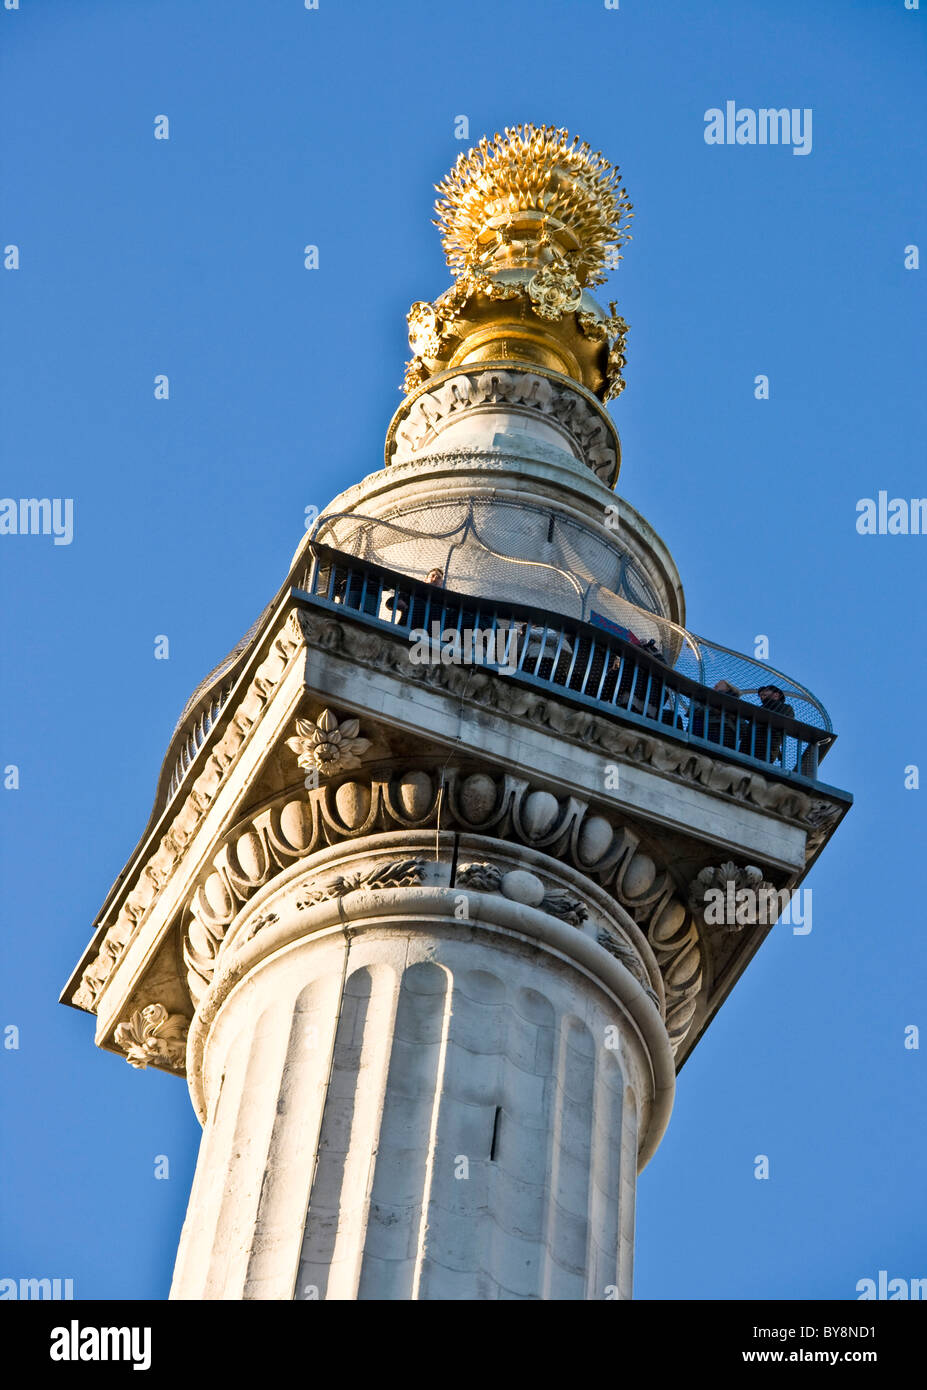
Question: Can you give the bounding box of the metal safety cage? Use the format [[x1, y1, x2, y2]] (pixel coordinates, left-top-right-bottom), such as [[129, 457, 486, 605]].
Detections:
[[296, 544, 836, 785]]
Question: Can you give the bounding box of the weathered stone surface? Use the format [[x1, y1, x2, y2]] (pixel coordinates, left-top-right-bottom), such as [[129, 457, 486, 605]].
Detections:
[[171, 835, 671, 1301]]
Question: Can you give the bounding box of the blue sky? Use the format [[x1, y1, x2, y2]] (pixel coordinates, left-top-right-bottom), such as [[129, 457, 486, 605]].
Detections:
[[1, 0, 924, 1300]]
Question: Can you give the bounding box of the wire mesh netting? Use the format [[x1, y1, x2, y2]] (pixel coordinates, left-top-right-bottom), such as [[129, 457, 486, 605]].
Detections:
[[307, 502, 831, 733], [314, 498, 658, 614]]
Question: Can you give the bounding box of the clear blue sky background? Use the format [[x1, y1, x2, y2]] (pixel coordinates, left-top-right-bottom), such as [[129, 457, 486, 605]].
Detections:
[[1, 0, 924, 1301]]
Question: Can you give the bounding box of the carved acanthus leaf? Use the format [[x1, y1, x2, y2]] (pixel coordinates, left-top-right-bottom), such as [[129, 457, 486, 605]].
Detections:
[[402, 357, 431, 395], [456, 861, 587, 926], [295, 858, 428, 910], [114, 1004, 189, 1072], [539, 889, 588, 927], [596, 928, 662, 1009], [688, 862, 778, 933], [602, 305, 630, 402]]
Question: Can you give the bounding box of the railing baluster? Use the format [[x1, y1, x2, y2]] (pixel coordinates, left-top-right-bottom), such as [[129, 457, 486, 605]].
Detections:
[[306, 552, 319, 597], [580, 635, 596, 692], [549, 628, 566, 684], [593, 640, 609, 700], [564, 631, 580, 687], [627, 657, 641, 713], [511, 618, 524, 673], [608, 648, 622, 707]]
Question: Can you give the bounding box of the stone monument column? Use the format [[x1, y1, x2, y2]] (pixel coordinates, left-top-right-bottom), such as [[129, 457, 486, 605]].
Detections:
[[63, 123, 849, 1302], [169, 834, 674, 1300]]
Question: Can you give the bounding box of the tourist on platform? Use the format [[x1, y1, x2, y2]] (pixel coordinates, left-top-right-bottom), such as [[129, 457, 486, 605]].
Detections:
[[384, 565, 445, 626]]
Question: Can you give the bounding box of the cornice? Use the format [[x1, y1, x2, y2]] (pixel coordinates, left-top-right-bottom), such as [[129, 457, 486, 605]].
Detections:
[[70, 605, 847, 1079], [294, 609, 849, 842], [64, 607, 309, 1013]]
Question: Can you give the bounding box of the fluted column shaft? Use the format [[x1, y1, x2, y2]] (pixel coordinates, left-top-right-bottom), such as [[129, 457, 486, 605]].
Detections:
[[170, 841, 673, 1301]]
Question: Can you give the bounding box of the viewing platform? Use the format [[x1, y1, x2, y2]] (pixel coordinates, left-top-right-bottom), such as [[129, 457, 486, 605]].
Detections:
[[296, 547, 837, 786]]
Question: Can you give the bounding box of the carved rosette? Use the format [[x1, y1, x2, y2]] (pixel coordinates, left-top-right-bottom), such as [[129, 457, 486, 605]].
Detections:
[[285, 709, 372, 778], [114, 1004, 189, 1071]]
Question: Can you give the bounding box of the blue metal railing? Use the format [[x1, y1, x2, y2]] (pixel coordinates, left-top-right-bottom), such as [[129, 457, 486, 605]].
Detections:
[[296, 545, 836, 785]]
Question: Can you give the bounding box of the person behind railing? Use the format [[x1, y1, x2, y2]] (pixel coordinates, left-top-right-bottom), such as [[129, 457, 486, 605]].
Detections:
[[691, 679, 794, 761], [749, 684, 795, 764], [383, 566, 444, 626]]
